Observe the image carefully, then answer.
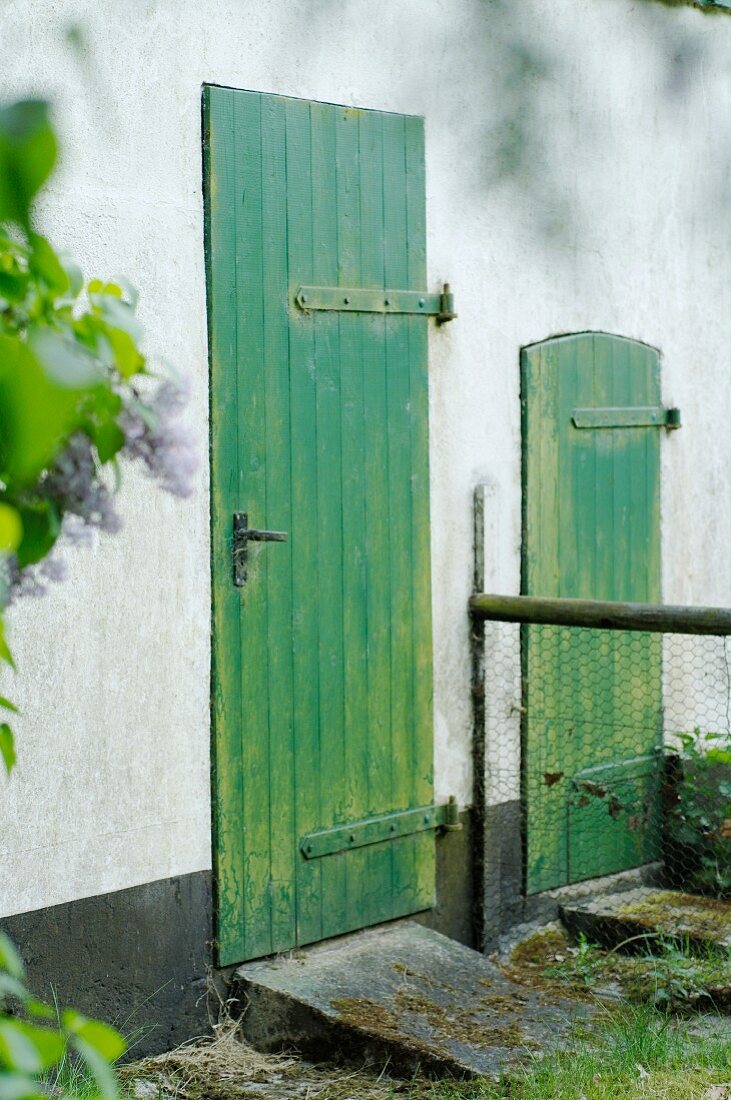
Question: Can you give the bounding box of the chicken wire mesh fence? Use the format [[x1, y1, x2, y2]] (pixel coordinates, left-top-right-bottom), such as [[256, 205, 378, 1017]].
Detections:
[[471, 596, 731, 957]]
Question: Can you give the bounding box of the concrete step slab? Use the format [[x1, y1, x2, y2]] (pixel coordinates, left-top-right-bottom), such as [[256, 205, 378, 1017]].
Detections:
[[559, 888, 731, 956], [233, 921, 595, 1079]]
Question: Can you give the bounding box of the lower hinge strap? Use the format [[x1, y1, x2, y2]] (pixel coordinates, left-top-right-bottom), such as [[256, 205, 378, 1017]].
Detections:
[[300, 797, 461, 860]]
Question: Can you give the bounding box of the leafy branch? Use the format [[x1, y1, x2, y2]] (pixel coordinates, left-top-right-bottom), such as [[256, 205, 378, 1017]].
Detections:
[[0, 100, 196, 772]]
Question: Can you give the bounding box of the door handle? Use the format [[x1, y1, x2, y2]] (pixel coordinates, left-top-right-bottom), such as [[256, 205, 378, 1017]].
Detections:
[[233, 512, 288, 586]]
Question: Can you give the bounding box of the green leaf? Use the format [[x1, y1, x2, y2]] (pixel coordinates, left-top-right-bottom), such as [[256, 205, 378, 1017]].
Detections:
[[0, 724, 16, 773], [0, 101, 57, 229], [59, 253, 83, 297], [88, 280, 122, 300], [93, 421, 125, 464], [0, 935, 24, 982], [0, 270, 28, 305], [28, 328, 104, 390], [71, 1036, 120, 1099], [9, 1023, 63, 1072], [0, 974, 28, 1003], [62, 1013, 125, 1063], [0, 699, 18, 715], [0, 336, 88, 485], [0, 620, 14, 669], [15, 502, 60, 569], [114, 277, 139, 309], [93, 295, 143, 343], [106, 326, 144, 379], [0, 1020, 43, 1074], [0, 1071, 47, 1099], [27, 235, 69, 296], [706, 748, 731, 766], [0, 506, 22, 553]]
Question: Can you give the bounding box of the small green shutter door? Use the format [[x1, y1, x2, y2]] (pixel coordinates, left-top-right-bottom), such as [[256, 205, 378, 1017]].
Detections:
[[521, 332, 663, 893], [205, 87, 434, 965]]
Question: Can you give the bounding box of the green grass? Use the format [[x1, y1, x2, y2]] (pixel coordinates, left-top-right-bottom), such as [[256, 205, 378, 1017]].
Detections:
[[499, 1007, 729, 1100], [413, 1008, 731, 1099]]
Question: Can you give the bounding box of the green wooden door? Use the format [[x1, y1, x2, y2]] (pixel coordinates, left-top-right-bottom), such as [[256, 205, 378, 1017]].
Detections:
[[204, 87, 434, 966], [522, 333, 663, 894]]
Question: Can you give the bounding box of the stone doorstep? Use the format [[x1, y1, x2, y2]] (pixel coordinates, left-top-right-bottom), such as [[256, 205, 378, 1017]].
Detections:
[[559, 887, 731, 956], [232, 922, 595, 1079]]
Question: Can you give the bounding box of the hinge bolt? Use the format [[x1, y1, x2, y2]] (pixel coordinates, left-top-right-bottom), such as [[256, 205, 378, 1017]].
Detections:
[[436, 282, 457, 325]]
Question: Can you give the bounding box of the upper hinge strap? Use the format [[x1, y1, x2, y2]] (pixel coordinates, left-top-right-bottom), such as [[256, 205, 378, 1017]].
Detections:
[[295, 283, 456, 323], [572, 406, 681, 430]]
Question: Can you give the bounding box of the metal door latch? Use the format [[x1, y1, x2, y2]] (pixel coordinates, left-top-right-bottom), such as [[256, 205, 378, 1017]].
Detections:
[[233, 512, 288, 586]]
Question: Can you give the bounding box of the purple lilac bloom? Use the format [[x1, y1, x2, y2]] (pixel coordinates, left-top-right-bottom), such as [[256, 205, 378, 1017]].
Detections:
[[43, 433, 122, 534], [120, 375, 198, 499]]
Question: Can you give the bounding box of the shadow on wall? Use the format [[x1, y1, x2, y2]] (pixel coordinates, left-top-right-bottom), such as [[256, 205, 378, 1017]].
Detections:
[[286, 0, 730, 253], [25, 0, 731, 258]]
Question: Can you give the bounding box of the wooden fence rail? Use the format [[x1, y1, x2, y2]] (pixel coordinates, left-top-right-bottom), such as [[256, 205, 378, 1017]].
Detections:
[[469, 593, 731, 635]]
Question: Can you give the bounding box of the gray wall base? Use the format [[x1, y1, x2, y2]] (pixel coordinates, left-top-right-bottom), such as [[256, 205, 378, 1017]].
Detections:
[[416, 809, 475, 949], [0, 871, 213, 1059]]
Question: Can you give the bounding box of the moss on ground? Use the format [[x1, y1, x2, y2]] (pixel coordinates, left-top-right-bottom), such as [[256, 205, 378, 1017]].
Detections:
[[613, 892, 731, 945], [504, 926, 731, 1012]]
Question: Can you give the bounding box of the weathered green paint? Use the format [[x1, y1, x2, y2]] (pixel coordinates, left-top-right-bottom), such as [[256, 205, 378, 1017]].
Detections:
[[204, 87, 434, 966], [521, 333, 663, 894]]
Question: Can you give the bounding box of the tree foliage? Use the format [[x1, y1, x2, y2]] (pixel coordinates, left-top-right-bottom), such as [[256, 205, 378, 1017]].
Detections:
[[0, 99, 195, 773]]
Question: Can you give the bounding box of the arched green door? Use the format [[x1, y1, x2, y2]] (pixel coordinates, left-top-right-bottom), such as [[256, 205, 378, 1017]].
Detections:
[[521, 332, 663, 893]]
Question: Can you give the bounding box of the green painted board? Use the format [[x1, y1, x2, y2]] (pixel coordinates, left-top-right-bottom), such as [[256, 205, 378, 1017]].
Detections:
[[521, 333, 663, 894], [204, 88, 435, 965]]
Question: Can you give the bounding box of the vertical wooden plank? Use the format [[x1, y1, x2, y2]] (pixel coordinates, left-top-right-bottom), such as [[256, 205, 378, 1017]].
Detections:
[[404, 113, 435, 912], [205, 86, 247, 966], [591, 334, 615, 599], [285, 96, 323, 947], [522, 340, 565, 890], [382, 112, 418, 911], [312, 100, 348, 938], [355, 108, 391, 928], [356, 107, 395, 928], [233, 90, 273, 960], [335, 105, 373, 931], [261, 94, 296, 953]]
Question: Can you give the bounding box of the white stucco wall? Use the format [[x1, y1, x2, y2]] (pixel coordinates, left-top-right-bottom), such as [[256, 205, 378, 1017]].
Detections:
[[0, 0, 729, 916]]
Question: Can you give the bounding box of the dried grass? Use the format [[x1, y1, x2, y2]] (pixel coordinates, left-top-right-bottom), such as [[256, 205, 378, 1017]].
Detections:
[[120, 1016, 445, 1100]]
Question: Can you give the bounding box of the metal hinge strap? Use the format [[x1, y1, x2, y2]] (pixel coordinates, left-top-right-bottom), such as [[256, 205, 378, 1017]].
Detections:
[[295, 283, 456, 323], [300, 797, 461, 860], [572, 406, 681, 430]]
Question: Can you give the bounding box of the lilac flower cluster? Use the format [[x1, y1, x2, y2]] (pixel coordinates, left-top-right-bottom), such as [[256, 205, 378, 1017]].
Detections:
[[2, 373, 197, 606], [43, 434, 122, 535], [120, 375, 197, 500], [1, 551, 66, 605]]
